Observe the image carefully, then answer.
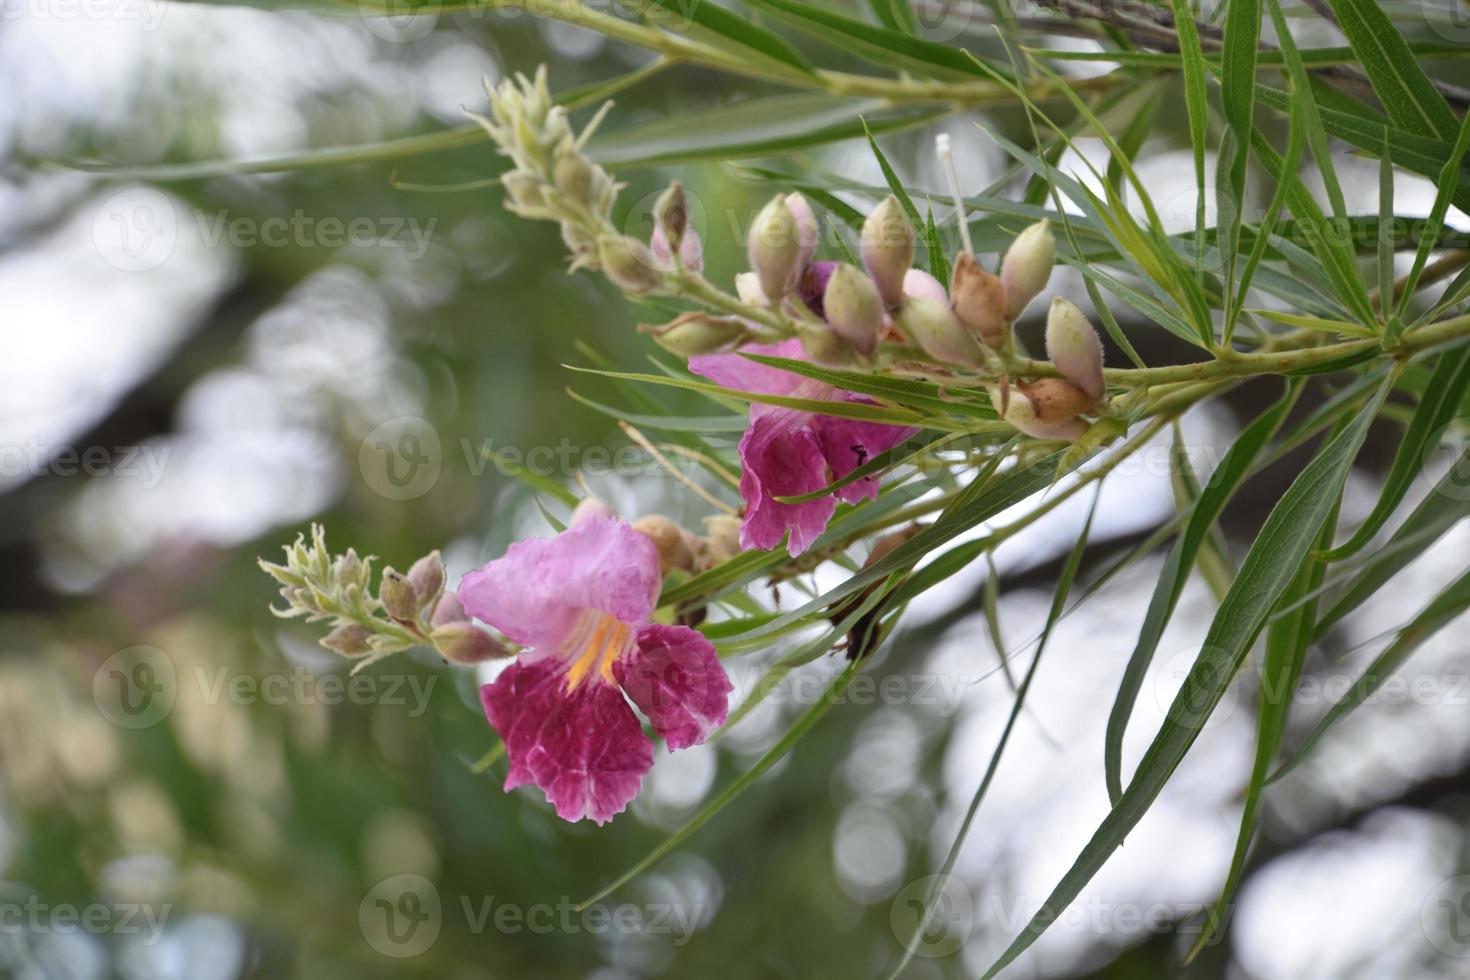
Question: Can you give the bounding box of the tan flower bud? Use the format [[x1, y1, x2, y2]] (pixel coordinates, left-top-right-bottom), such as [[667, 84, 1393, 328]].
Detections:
[[702, 514, 743, 561], [748, 195, 804, 301], [950, 252, 1009, 349], [897, 296, 982, 368], [430, 622, 513, 665], [406, 551, 445, 609], [795, 319, 857, 368], [1001, 219, 1055, 320], [633, 515, 695, 574], [639, 312, 749, 356], [861, 195, 915, 308], [1017, 378, 1093, 426], [322, 623, 374, 657], [379, 568, 418, 622], [822, 263, 883, 356], [1045, 297, 1106, 402], [653, 180, 688, 255], [598, 235, 664, 296], [990, 388, 1087, 441]]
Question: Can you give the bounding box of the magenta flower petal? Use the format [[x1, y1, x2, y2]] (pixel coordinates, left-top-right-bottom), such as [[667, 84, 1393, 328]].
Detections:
[[738, 409, 839, 554], [458, 517, 661, 648], [618, 624, 733, 751], [688, 338, 812, 398], [812, 413, 918, 504], [481, 657, 654, 825]]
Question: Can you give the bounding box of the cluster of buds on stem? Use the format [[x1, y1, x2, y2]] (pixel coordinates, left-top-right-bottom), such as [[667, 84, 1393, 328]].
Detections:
[[259, 526, 511, 671], [992, 298, 1107, 441]]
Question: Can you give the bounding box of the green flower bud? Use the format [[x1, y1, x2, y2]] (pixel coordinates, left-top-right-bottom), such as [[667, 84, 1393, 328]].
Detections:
[[640, 312, 749, 356], [322, 623, 374, 657], [379, 568, 418, 622], [598, 235, 664, 296], [430, 622, 513, 665], [748, 195, 804, 301], [1002, 219, 1055, 320], [1045, 297, 1105, 402], [861, 196, 915, 308], [950, 252, 1009, 350], [897, 296, 982, 368], [822, 263, 883, 356], [552, 148, 594, 203]]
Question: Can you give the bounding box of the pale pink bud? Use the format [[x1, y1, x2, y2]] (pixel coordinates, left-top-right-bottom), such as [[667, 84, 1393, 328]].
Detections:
[[1045, 297, 1105, 402], [822, 263, 883, 357], [786, 192, 820, 271], [322, 623, 374, 657], [598, 235, 663, 296], [748, 195, 804, 301], [1001, 219, 1055, 320], [570, 498, 615, 527], [430, 622, 513, 665], [902, 268, 949, 305], [651, 224, 704, 273], [861, 196, 915, 308], [406, 551, 445, 609], [633, 515, 695, 574], [430, 591, 469, 628], [951, 252, 1008, 350], [897, 296, 982, 368], [735, 271, 767, 307]]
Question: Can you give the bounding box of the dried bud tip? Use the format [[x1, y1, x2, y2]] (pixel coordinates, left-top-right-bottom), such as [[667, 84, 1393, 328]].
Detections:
[[822, 263, 883, 357], [950, 252, 1009, 350], [633, 515, 696, 575], [1001, 219, 1055, 320], [861, 195, 915, 308], [430, 622, 513, 665], [1045, 297, 1105, 402], [654, 181, 688, 250]]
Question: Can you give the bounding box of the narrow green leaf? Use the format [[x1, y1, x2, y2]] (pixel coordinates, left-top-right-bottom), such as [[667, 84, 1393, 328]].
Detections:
[[1169, 0, 1211, 282], [640, 0, 815, 75], [1326, 0, 1461, 140], [1398, 105, 1470, 319], [980, 376, 1389, 979], [1104, 381, 1298, 804], [1217, 0, 1262, 316]]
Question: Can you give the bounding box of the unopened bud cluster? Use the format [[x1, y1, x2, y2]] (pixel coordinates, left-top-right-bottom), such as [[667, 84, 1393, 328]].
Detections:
[[992, 297, 1107, 441], [260, 526, 510, 671]]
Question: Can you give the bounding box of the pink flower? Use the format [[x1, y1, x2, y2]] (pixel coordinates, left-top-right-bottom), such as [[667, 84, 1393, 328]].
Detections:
[[459, 515, 732, 825], [689, 339, 917, 555]]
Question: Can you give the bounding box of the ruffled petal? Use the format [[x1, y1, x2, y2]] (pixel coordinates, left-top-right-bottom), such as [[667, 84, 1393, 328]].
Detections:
[[812, 413, 919, 504], [458, 518, 661, 649], [737, 410, 837, 554], [618, 625, 733, 750], [688, 339, 812, 398], [481, 658, 653, 825]]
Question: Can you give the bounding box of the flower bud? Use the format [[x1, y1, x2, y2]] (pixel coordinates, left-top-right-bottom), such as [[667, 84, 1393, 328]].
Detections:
[[633, 515, 695, 574], [570, 498, 615, 528], [430, 590, 469, 628], [897, 296, 982, 368], [322, 623, 374, 657], [735, 271, 767, 307], [1002, 219, 1055, 320], [598, 235, 663, 296], [654, 181, 688, 253], [1018, 378, 1093, 425], [652, 225, 704, 273], [786, 192, 820, 271], [798, 260, 839, 318], [990, 388, 1087, 441], [640, 312, 749, 356], [501, 171, 545, 210], [552, 147, 593, 203], [379, 568, 418, 622], [1045, 297, 1105, 402], [748, 195, 804, 301], [861, 196, 915, 308], [430, 621, 513, 665], [902, 268, 949, 306], [406, 551, 445, 609], [702, 514, 743, 561], [822, 263, 883, 356], [951, 252, 1009, 350], [795, 319, 857, 368]]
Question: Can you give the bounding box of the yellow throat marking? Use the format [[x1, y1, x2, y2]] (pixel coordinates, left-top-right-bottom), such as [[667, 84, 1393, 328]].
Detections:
[[561, 610, 634, 692]]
